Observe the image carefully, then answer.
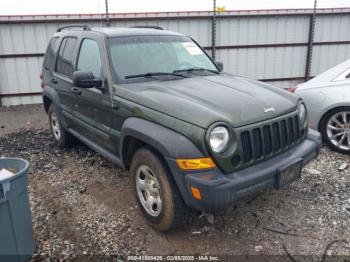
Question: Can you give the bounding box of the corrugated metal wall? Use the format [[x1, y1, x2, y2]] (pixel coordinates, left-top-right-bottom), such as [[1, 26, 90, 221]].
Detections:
[[215, 15, 310, 86], [1, 8, 350, 106], [312, 13, 350, 75]]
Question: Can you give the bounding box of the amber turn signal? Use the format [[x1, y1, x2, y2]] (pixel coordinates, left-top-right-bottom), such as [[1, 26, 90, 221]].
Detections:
[[191, 187, 202, 200], [176, 158, 216, 170]]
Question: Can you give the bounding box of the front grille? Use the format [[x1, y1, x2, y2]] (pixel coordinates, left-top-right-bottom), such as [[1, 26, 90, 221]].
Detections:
[[239, 114, 302, 166], [241, 131, 252, 162], [263, 126, 272, 155], [252, 128, 263, 159]]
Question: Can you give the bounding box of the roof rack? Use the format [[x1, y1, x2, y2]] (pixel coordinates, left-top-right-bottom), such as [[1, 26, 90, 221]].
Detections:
[[129, 26, 164, 30], [57, 25, 91, 32]]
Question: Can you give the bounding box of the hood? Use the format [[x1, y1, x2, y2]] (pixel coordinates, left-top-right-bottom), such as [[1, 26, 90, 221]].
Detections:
[[116, 74, 299, 128]]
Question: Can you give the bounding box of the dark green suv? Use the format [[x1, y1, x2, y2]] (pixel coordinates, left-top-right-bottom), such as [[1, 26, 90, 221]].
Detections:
[[42, 25, 321, 231]]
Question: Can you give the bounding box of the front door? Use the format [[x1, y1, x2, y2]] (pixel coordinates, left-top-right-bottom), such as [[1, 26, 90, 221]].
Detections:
[[73, 38, 116, 153]]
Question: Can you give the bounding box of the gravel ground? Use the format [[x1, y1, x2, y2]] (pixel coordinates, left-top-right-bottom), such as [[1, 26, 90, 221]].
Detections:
[[0, 105, 349, 260]]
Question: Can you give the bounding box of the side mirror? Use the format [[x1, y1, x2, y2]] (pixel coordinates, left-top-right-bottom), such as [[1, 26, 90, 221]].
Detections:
[[73, 71, 102, 89], [216, 61, 224, 72]]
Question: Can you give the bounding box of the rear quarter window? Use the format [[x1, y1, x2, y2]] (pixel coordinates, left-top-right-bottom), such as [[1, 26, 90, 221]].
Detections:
[[43, 37, 60, 70]]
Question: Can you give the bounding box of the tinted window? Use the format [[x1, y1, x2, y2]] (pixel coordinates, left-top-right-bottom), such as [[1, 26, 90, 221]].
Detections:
[[77, 39, 102, 78], [43, 37, 60, 70], [56, 37, 77, 78]]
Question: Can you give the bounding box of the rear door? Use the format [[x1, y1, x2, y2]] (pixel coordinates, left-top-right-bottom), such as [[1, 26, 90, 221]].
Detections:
[[52, 36, 79, 128]]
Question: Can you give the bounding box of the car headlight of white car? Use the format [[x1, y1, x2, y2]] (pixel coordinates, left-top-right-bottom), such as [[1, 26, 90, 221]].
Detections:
[[298, 103, 308, 129], [209, 126, 230, 153]]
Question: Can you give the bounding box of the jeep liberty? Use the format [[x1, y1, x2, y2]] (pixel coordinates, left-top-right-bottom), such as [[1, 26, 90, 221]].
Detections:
[[42, 25, 321, 231]]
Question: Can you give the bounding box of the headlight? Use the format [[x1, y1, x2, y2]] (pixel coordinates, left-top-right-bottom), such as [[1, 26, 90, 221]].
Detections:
[[209, 126, 230, 153], [298, 103, 307, 129]]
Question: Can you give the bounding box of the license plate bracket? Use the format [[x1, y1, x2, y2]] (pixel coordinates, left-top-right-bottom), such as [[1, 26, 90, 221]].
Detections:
[[276, 160, 303, 189]]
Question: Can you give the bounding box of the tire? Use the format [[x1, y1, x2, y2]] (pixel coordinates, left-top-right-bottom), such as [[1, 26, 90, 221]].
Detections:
[[320, 106, 350, 154], [48, 105, 76, 148], [130, 147, 187, 231]]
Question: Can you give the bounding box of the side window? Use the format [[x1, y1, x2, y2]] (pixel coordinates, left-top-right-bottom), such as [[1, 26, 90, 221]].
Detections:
[[55, 37, 77, 78], [43, 37, 60, 70], [77, 39, 102, 78]]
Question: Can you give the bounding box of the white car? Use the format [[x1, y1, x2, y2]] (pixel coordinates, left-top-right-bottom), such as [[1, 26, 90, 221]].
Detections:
[[291, 59, 350, 154]]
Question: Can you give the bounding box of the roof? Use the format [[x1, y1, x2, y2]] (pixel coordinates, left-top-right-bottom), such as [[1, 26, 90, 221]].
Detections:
[[298, 58, 350, 87]]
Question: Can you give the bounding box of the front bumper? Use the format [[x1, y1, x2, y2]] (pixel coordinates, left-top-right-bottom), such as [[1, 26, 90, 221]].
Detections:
[[166, 129, 322, 210]]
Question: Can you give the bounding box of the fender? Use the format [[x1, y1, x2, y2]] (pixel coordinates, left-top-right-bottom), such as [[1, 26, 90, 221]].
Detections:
[[42, 85, 68, 128], [119, 117, 207, 208], [119, 117, 204, 166], [43, 85, 61, 109]]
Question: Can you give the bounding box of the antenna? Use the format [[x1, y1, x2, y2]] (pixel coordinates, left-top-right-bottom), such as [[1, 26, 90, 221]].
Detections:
[[305, 0, 317, 81], [98, 1, 103, 27], [212, 0, 217, 61], [105, 0, 110, 27]]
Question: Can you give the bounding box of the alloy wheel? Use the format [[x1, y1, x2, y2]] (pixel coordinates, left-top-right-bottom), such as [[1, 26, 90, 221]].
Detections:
[[135, 165, 163, 216], [51, 112, 61, 141], [326, 111, 350, 151]]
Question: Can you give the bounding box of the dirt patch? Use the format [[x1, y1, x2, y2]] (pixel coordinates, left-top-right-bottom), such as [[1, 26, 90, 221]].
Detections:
[[0, 104, 47, 137]]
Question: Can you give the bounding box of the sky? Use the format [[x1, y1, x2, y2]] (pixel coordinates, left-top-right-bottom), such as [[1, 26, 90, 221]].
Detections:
[[0, 0, 350, 15]]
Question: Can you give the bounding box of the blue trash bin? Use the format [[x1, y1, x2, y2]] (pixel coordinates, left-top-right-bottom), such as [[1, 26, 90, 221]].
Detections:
[[0, 158, 35, 262]]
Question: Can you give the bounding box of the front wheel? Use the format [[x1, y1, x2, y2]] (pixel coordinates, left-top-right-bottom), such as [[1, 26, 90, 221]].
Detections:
[[320, 107, 350, 154], [130, 147, 187, 231]]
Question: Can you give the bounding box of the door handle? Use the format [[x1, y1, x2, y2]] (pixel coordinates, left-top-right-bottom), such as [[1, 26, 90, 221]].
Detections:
[[50, 78, 58, 85], [71, 87, 82, 95]]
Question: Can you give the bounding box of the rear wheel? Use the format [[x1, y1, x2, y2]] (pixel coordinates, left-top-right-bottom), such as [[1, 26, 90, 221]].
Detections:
[[320, 107, 350, 154], [48, 105, 75, 148], [130, 147, 187, 231]]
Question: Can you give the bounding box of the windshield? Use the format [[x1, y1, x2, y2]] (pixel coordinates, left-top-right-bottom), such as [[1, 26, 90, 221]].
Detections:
[[109, 35, 219, 81]]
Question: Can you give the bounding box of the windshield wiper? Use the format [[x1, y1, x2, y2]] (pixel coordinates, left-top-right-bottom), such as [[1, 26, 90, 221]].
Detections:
[[125, 72, 186, 79], [173, 67, 220, 74]]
